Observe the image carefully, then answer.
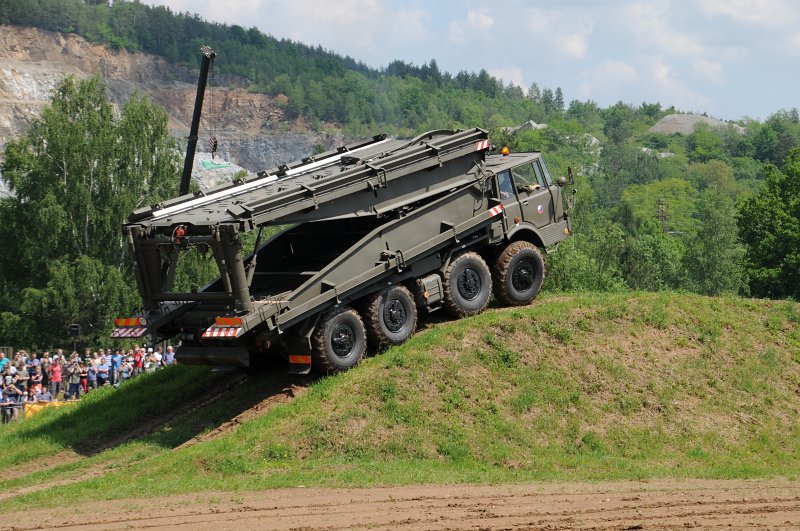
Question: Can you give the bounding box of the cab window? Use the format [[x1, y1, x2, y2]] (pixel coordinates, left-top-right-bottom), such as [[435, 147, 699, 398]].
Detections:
[[497, 170, 515, 199], [512, 163, 543, 191]]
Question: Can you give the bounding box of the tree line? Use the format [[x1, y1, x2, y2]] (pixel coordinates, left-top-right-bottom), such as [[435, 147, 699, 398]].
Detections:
[[0, 0, 568, 134]]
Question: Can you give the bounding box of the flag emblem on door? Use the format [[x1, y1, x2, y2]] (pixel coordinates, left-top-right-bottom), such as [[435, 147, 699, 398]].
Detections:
[[537, 204, 544, 214]]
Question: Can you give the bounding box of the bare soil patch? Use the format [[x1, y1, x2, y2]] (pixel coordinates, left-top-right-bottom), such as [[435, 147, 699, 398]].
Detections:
[[2, 478, 799, 530], [176, 379, 308, 449]]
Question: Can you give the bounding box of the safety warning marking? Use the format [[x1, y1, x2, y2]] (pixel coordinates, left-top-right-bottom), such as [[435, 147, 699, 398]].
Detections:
[[115, 317, 143, 327], [489, 204, 504, 216], [215, 316, 242, 327], [202, 326, 242, 339], [111, 327, 148, 338], [475, 140, 490, 150]]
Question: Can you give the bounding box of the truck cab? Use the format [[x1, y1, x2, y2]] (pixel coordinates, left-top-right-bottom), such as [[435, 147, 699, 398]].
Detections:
[[487, 151, 569, 249]]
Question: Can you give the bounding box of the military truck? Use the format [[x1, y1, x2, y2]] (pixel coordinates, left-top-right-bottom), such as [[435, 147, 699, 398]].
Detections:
[[112, 128, 573, 373]]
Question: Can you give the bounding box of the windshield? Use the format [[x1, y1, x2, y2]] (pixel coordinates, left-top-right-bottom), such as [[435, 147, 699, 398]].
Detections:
[[537, 158, 554, 186]]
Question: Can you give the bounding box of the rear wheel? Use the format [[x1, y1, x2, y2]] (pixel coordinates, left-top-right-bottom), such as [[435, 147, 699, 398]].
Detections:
[[364, 285, 417, 349], [311, 306, 366, 373], [443, 252, 492, 317], [493, 241, 545, 306]]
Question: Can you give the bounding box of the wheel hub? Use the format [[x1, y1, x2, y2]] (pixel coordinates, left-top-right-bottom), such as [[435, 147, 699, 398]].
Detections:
[[331, 323, 355, 357], [458, 268, 481, 300], [511, 260, 534, 292], [384, 299, 407, 332]]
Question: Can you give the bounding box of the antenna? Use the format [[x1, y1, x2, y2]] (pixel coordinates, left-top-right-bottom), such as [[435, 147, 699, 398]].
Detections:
[[180, 45, 216, 196], [208, 54, 218, 160]]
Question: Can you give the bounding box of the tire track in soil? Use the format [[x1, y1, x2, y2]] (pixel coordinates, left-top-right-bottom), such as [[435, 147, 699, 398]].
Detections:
[[175, 376, 311, 449], [3, 479, 800, 530], [0, 372, 248, 503], [0, 368, 309, 504], [82, 370, 251, 456]]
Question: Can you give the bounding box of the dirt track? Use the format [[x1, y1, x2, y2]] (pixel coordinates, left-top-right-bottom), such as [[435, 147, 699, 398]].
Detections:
[[3, 478, 799, 530]]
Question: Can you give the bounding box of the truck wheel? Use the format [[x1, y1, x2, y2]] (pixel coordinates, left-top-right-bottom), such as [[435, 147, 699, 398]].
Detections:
[[311, 306, 366, 373], [364, 286, 417, 349], [443, 252, 491, 317], [493, 241, 545, 306]]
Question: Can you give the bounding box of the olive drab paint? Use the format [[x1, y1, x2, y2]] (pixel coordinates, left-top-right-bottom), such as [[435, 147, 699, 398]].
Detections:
[[116, 129, 573, 371]]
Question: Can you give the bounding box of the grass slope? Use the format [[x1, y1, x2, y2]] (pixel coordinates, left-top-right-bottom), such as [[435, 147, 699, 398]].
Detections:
[[1, 292, 798, 509]]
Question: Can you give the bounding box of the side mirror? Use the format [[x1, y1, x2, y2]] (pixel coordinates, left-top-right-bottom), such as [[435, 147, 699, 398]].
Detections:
[[556, 176, 568, 187]]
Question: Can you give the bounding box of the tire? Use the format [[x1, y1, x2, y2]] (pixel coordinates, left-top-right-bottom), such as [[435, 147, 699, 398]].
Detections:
[[311, 306, 366, 373], [492, 241, 545, 306], [442, 252, 492, 317], [364, 285, 417, 350]]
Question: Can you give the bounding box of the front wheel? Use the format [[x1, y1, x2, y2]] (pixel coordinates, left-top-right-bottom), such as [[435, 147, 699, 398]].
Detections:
[[442, 252, 492, 317], [311, 306, 366, 373], [493, 241, 545, 306]]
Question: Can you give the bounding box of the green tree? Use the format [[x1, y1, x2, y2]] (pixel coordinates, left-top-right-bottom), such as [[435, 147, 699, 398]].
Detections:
[[546, 218, 625, 292], [738, 149, 800, 299], [683, 189, 748, 296], [619, 178, 698, 236], [686, 123, 723, 162], [554, 87, 565, 114], [11, 256, 137, 348], [602, 101, 635, 144], [0, 76, 180, 346], [685, 160, 735, 196], [623, 220, 686, 291]]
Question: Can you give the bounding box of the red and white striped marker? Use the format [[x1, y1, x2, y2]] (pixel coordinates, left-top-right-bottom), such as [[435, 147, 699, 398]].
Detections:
[[202, 325, 242, 339], [475, 139, 490, 150], [489, 204, 504, 217], [110, 327, 148, 338]]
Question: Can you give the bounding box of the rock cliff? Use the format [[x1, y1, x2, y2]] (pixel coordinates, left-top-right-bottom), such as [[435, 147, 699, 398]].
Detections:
[[0, 25, 344, 195]]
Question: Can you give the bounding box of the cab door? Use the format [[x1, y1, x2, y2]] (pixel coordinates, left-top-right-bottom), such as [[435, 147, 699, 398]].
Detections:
[[512, 161, 554, 228], [495, 169, 523, 232]]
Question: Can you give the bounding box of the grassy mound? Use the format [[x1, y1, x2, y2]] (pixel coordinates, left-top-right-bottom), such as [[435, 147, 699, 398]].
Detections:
[[1, 292, 798, 507]]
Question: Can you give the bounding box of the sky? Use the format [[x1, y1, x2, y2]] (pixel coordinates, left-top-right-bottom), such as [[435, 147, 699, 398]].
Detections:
[[145, 0, 799, 121]]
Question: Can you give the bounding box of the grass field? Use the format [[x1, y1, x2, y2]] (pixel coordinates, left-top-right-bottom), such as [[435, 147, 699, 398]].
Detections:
[[1, 292, 798, 511]]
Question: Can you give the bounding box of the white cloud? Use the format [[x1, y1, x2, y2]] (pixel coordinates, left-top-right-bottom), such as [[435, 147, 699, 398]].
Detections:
[[697, 0, 798, 28], [148, 0, 430, 66], [488, 66, 526, 89], [695, 0, 800, 59], [628, 2, 705, 57], [526, 8, 592, 59], [579, 56, 712, 112], [275, 0, 429, 60], [578, 60, 638, 99], [449, 8, 495, 45], [692, 59, 725, 84], [789, 33, 800, 52], [644, 57, 713, 111]]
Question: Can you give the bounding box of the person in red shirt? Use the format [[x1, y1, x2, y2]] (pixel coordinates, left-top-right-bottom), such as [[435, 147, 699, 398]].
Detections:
[[47, 357, 62, 400], [132, 349, 143, 377]]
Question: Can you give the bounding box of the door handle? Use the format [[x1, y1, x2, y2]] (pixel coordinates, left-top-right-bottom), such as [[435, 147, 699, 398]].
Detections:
[[522, 200, 528, 206]]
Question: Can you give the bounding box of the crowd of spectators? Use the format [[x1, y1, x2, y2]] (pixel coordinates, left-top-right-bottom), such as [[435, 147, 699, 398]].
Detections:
[[0, 345, 176, 423]]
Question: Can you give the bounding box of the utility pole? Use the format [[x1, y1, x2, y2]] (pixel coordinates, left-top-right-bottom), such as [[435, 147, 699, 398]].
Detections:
[[657, 197, 667, 233]]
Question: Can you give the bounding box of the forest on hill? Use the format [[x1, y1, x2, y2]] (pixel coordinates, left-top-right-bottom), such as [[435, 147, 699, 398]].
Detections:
[[0, 0, 798, 348]]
